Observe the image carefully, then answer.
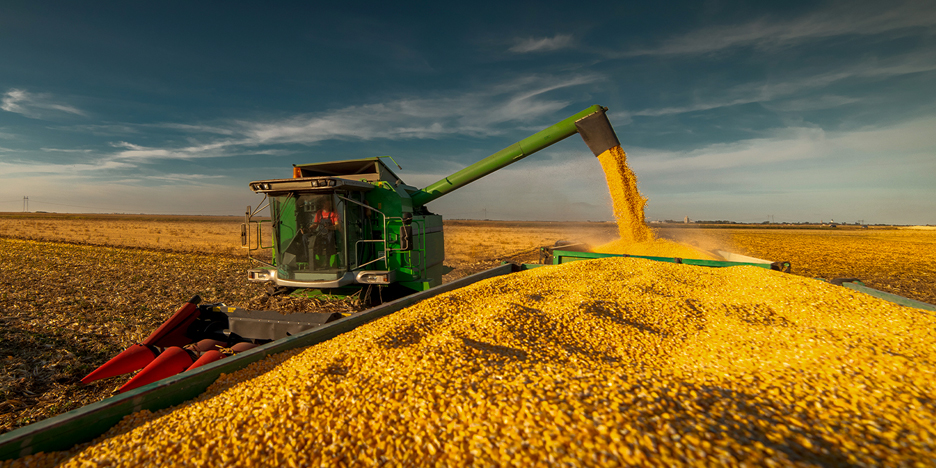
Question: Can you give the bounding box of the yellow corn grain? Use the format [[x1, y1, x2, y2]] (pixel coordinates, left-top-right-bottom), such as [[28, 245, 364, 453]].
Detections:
[[595, 145, 715, 260], [597, 146, 653, 243], [7, 257, 936, 467]]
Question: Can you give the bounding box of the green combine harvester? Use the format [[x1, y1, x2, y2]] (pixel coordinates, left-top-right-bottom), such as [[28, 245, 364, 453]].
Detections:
[[54, 106, 625, 395], [241, 104, 621, 300]]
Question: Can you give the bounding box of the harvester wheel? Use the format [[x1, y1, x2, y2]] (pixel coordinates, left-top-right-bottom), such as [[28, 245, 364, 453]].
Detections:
[[265, 282, 296, 297], [361, 284, 382, 308]]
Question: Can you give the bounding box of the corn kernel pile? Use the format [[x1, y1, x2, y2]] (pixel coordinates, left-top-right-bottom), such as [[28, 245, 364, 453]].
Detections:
[[595, 146, 715, 260], [10, 258, 936, 467], [594, 237, 717, 260]]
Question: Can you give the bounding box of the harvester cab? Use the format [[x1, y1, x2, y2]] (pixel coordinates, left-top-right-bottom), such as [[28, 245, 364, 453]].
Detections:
[[242, 105, 620, 301], [243, 157, 443, 298]]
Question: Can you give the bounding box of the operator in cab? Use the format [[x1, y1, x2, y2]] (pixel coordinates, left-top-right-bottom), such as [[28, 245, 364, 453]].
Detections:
[[300, 198, 340, 269]]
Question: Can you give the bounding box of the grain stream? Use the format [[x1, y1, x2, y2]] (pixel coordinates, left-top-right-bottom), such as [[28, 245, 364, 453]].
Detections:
[[595, 146, 715, 260]]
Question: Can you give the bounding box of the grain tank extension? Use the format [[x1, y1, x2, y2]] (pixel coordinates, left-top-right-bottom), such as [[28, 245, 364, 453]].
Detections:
[[242, 105, 620, 298]]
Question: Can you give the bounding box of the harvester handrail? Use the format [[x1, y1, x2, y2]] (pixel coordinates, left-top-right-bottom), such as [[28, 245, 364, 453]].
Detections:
[[243, 196, 275, 269], [338, 194, 390, 270], [249, 197, 270, 219]]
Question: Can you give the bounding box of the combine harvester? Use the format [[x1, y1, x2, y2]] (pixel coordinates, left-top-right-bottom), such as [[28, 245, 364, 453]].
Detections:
[[1, 105, 933, 460]]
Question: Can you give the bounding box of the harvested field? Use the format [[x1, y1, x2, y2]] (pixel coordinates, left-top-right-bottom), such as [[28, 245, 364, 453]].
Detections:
[[0, 213, 244, 256], [0, 219, 349, 435]]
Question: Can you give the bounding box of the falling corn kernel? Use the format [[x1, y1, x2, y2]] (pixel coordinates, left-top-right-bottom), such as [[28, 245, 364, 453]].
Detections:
[[594, 146, 715, 260], [597, 146, 653, 243]]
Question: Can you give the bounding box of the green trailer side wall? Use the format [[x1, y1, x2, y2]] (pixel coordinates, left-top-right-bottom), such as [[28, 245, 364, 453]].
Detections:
[[836, 280, 936, 312], [551, 250, 777, 269]]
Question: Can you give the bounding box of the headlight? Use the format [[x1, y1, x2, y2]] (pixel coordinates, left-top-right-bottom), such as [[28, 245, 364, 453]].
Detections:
[[356, 270, 395, 284], [247, 270, 272, 281]]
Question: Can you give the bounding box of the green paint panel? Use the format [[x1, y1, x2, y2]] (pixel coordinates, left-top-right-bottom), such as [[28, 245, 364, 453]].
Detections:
[[552, 250, 775, 269]]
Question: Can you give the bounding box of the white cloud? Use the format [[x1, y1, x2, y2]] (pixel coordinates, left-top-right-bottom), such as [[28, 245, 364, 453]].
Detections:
[[245, 74, 600, 144], [404, 147, 614, 222], [41, 148, 95, 153], [627, 49, 936, 117], [0, 158, 133, 176], [1, 88, 86, 119], [760, 95, 862, 113], [622, 116, 936, 224], [63, 124, 140, 136], [101, 73, 602, 162], [628, 116, 936, 178], [152, 123, 238, 135], [632, 127, 831, 174], [509, 34, 574, 53], [144, 173, 226, 182], [111, 141, 145, 150], [112, 146, 189, 160], [830, 118, 936, 153], [625, 1, 936, 57]]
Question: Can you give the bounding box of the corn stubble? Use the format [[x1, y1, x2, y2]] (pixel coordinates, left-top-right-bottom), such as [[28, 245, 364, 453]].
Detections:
[[11, 257, 935, 467]]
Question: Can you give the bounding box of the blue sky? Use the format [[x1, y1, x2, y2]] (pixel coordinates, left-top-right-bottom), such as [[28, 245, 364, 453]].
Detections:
[[1, 1, 934, 224]]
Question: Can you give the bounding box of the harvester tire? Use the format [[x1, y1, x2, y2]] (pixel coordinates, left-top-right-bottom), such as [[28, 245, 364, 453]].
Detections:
[[266, 283, 296, 297]]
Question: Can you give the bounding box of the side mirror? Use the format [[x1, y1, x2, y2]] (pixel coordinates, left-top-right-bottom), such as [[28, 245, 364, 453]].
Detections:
[[242, 205, 251, 247]]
